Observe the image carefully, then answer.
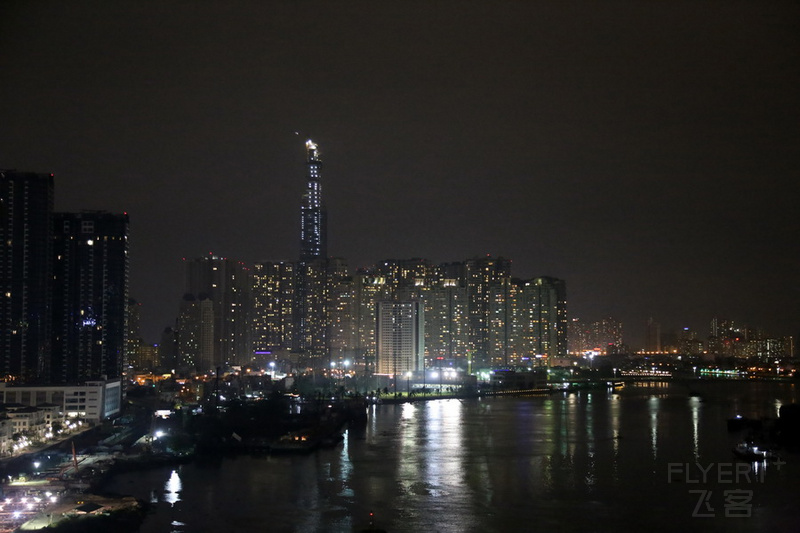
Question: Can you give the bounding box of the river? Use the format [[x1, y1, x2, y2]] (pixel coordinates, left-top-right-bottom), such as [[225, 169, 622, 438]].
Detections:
[[103, 380, 799, 532]]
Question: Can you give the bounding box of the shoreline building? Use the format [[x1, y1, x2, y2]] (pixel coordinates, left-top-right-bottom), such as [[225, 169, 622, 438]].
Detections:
[[524, 276, 567, 364], [488, 277, 523, 368], [0, 379, 122, 422], [426, 277, 469, 369], [465, 255, 512, 368], [376, 300, 424, 378]]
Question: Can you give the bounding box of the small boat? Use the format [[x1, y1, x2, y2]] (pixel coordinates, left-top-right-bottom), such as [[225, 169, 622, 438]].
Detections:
[[732, 442, 778, 462], [270, 429, 320, 453]]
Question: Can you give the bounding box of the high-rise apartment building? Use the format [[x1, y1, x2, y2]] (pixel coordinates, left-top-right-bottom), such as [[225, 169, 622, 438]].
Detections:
[[328, 271, 357, 364], [136, 343, 159, 371], [580, 317, 624, 353], [298, 258, 330, 360], [376, 258, 434, 295], [0, 170, 54, 382], [678, 327, 704, 356], [252, 261, 295, 352], [465, 255, 512, 367], [376, 300, 424, 376], [425, 278, 469, 368], [181, 255, 252, 369], [50, 212, 129, 383], [158, 327, 178, 371], [352, 273, 391, 371], [523, 276, 567, 363], [127, 298, 143, 369], [176, 294, 215, 372], [488, 277, 523, 367], [248, 249, 568, 373]]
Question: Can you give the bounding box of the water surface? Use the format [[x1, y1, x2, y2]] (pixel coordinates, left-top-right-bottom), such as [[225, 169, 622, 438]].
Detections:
[[103, 381, 800, 532]]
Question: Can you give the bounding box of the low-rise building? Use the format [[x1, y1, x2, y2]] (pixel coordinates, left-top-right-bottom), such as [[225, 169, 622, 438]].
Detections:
[[2, 405, 48, 440], [0, 378, 121, 423], [37, 403, 62, 429]]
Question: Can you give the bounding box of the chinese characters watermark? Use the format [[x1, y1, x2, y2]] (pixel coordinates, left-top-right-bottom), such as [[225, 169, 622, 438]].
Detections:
[[667, 459, 784, 518]]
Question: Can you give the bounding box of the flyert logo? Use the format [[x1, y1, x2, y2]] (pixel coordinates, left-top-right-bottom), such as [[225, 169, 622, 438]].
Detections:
[[667, 462, 768, 484], [667, 460, 786, 519]]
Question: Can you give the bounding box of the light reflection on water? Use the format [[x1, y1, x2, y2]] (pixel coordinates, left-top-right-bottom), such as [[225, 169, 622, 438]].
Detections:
[[691, 396, 701, 460], [649, 396, 659, 460], [610, 394, 621, 484], [103, 381, 799, 533], [164, 469, 181, 506]]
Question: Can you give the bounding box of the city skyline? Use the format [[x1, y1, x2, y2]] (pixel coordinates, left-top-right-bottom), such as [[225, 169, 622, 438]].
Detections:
[[1, 1, 797, 347]]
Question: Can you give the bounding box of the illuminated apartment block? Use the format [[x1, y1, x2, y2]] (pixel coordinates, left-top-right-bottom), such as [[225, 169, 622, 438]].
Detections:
[[376, 300, 424, 376]]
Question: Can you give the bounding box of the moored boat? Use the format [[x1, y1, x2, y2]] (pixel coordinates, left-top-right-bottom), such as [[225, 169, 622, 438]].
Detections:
[[270, 429, 320, 453], [732, 442, 779, 462]]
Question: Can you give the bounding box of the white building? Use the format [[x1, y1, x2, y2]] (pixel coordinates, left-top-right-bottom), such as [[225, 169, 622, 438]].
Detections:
[[376, 301, 424, 376], [0, 378, 121, 423], [3, 406, 47, 440]]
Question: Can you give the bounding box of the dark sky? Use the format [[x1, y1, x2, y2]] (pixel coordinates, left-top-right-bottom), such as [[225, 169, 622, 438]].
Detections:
[[1, 1, 798, 348]]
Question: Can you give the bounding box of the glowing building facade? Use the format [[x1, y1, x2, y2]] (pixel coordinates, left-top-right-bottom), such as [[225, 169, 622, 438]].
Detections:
[[376, 300, 424, 376], [295, 140, 329, 359], [252, 261, 296, 352]]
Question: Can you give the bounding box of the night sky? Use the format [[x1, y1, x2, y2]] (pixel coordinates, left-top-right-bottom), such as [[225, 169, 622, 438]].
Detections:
[[1, 1, 798, 348]]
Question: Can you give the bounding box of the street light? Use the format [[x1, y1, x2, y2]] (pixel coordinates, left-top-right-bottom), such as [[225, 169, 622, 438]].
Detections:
[[406, 371, 412, 395]]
